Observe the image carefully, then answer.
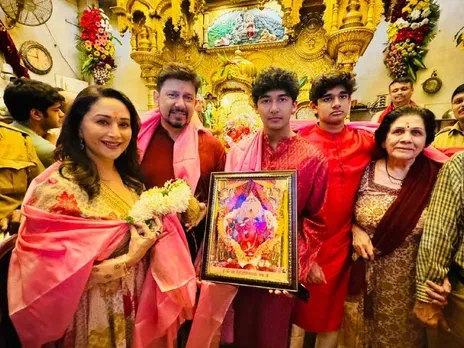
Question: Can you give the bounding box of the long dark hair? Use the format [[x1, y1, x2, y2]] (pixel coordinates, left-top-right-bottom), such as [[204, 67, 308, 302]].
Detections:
[[55, 86, 143, 199]]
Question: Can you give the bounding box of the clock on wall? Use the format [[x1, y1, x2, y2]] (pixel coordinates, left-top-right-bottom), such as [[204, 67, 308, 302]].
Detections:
[[422, 70, 442, 95], [20, 41, 53, 75]]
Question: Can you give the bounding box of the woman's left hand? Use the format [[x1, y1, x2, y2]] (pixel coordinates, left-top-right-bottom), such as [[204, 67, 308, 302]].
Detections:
[[352, 224, 375, 261], [126, 218, 161, 267], [426, 277, 451, 306]]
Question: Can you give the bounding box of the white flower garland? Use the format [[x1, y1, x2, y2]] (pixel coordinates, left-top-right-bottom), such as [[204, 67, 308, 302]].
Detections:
[[128, 179, 192, 223]]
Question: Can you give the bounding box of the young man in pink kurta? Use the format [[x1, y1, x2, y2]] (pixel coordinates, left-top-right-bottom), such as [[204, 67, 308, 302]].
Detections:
[[228, 67, 329, 348]]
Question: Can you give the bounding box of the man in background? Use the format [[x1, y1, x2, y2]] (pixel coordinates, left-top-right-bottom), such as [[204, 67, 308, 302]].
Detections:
[[414, 151, 464, 347], [0, 121, 43, 237], [371, 76, 416, 123], [432, 84, 464, 155], [4, 78, 64, 167]]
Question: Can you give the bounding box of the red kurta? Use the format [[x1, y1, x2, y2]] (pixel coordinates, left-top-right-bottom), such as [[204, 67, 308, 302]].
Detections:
[[233, 134, 328, 348], [294, 125, 374, 332], [140, 125, 226, 257]]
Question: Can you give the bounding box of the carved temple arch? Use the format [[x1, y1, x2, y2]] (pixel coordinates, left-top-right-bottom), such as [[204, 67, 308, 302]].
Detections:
[[111, 0, 386, 112]]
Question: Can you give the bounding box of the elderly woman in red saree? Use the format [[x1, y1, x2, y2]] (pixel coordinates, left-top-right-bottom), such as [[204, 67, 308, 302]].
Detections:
[[343, 106, 450, 348], [8, 86, 196, 348]]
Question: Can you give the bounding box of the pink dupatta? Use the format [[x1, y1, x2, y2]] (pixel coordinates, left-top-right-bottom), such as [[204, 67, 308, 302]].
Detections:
[[138, 109, 202, 193], [186, 131, 265, 348], [8, 163, 196, 348], [292, 120, 449, 163]]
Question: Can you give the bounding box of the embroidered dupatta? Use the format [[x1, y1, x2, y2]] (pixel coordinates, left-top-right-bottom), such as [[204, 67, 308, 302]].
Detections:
[[8, 163, 196, 348]]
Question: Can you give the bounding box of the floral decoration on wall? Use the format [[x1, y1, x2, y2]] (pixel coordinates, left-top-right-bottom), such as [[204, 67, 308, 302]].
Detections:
[[384, 0, 439, 81], [455, 26, 464, 50], [77, 8, 120, 85]]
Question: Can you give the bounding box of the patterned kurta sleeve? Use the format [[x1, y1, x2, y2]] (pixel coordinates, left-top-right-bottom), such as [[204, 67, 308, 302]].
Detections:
[[298, 156, 329, 282], [416, 152, 464, 303]]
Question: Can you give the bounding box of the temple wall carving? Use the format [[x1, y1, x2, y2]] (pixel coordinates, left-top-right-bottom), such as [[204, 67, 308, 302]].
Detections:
[[111, 0, 383, 124]]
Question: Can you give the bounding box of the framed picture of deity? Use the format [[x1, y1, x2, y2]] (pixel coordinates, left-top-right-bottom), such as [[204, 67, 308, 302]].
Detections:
[[200, 171, 298, 291]]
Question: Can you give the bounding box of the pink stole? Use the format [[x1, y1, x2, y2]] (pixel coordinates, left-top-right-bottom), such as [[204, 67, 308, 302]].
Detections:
[[435, 147, 464, 157], [138, 109, 202, 192], [292, 120, 449, 163], [186, 131, 265, 348], [8, 163, 196, 348]]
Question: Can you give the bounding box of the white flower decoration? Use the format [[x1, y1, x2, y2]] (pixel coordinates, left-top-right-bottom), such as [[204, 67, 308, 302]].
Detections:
[[128, 179, 193, 223], [395, 18, 410, 28], [422, 8, 431, 18], [410, 9, 421, 20], [411, 23, 420, 29]]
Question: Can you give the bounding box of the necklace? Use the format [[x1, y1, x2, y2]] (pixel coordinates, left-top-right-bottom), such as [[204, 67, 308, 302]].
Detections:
[[385, 160, 404, 185]]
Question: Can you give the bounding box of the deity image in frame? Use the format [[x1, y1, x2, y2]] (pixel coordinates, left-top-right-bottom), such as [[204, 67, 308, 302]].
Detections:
[[201, 171, 298, 291]]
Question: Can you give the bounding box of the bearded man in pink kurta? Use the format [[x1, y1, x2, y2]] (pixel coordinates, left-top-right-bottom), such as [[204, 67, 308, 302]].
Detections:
[[217, 67, 329, 348]]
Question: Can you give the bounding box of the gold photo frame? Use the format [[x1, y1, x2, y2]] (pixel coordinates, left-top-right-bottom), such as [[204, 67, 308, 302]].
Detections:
[[201, 171, 298, 291]]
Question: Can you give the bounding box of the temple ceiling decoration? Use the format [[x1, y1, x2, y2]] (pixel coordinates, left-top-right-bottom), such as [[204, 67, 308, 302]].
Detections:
[[111, 0, 384, 123]]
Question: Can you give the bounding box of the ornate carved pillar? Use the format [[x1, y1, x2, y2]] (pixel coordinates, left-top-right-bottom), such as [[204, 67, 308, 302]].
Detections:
[[324, 0, 383, 71], [130, 52, 165, 110], [280, 0, 305, 38], [112, 1, 173, 109]]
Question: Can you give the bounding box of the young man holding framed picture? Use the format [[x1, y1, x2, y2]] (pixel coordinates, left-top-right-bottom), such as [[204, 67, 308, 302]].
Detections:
[[188, 67, 329, 348]]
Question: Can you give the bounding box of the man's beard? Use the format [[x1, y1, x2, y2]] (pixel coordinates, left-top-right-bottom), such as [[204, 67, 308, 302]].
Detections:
[[166, 107, 189, 128], [167, 119, 185, 129]]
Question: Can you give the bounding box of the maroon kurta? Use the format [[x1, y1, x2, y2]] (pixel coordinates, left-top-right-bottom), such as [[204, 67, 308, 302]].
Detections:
[[233, 134, 328, 348], [140, 125, 226, 202], [140, 125, 226, 257], [294, 125, 374, 332]]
